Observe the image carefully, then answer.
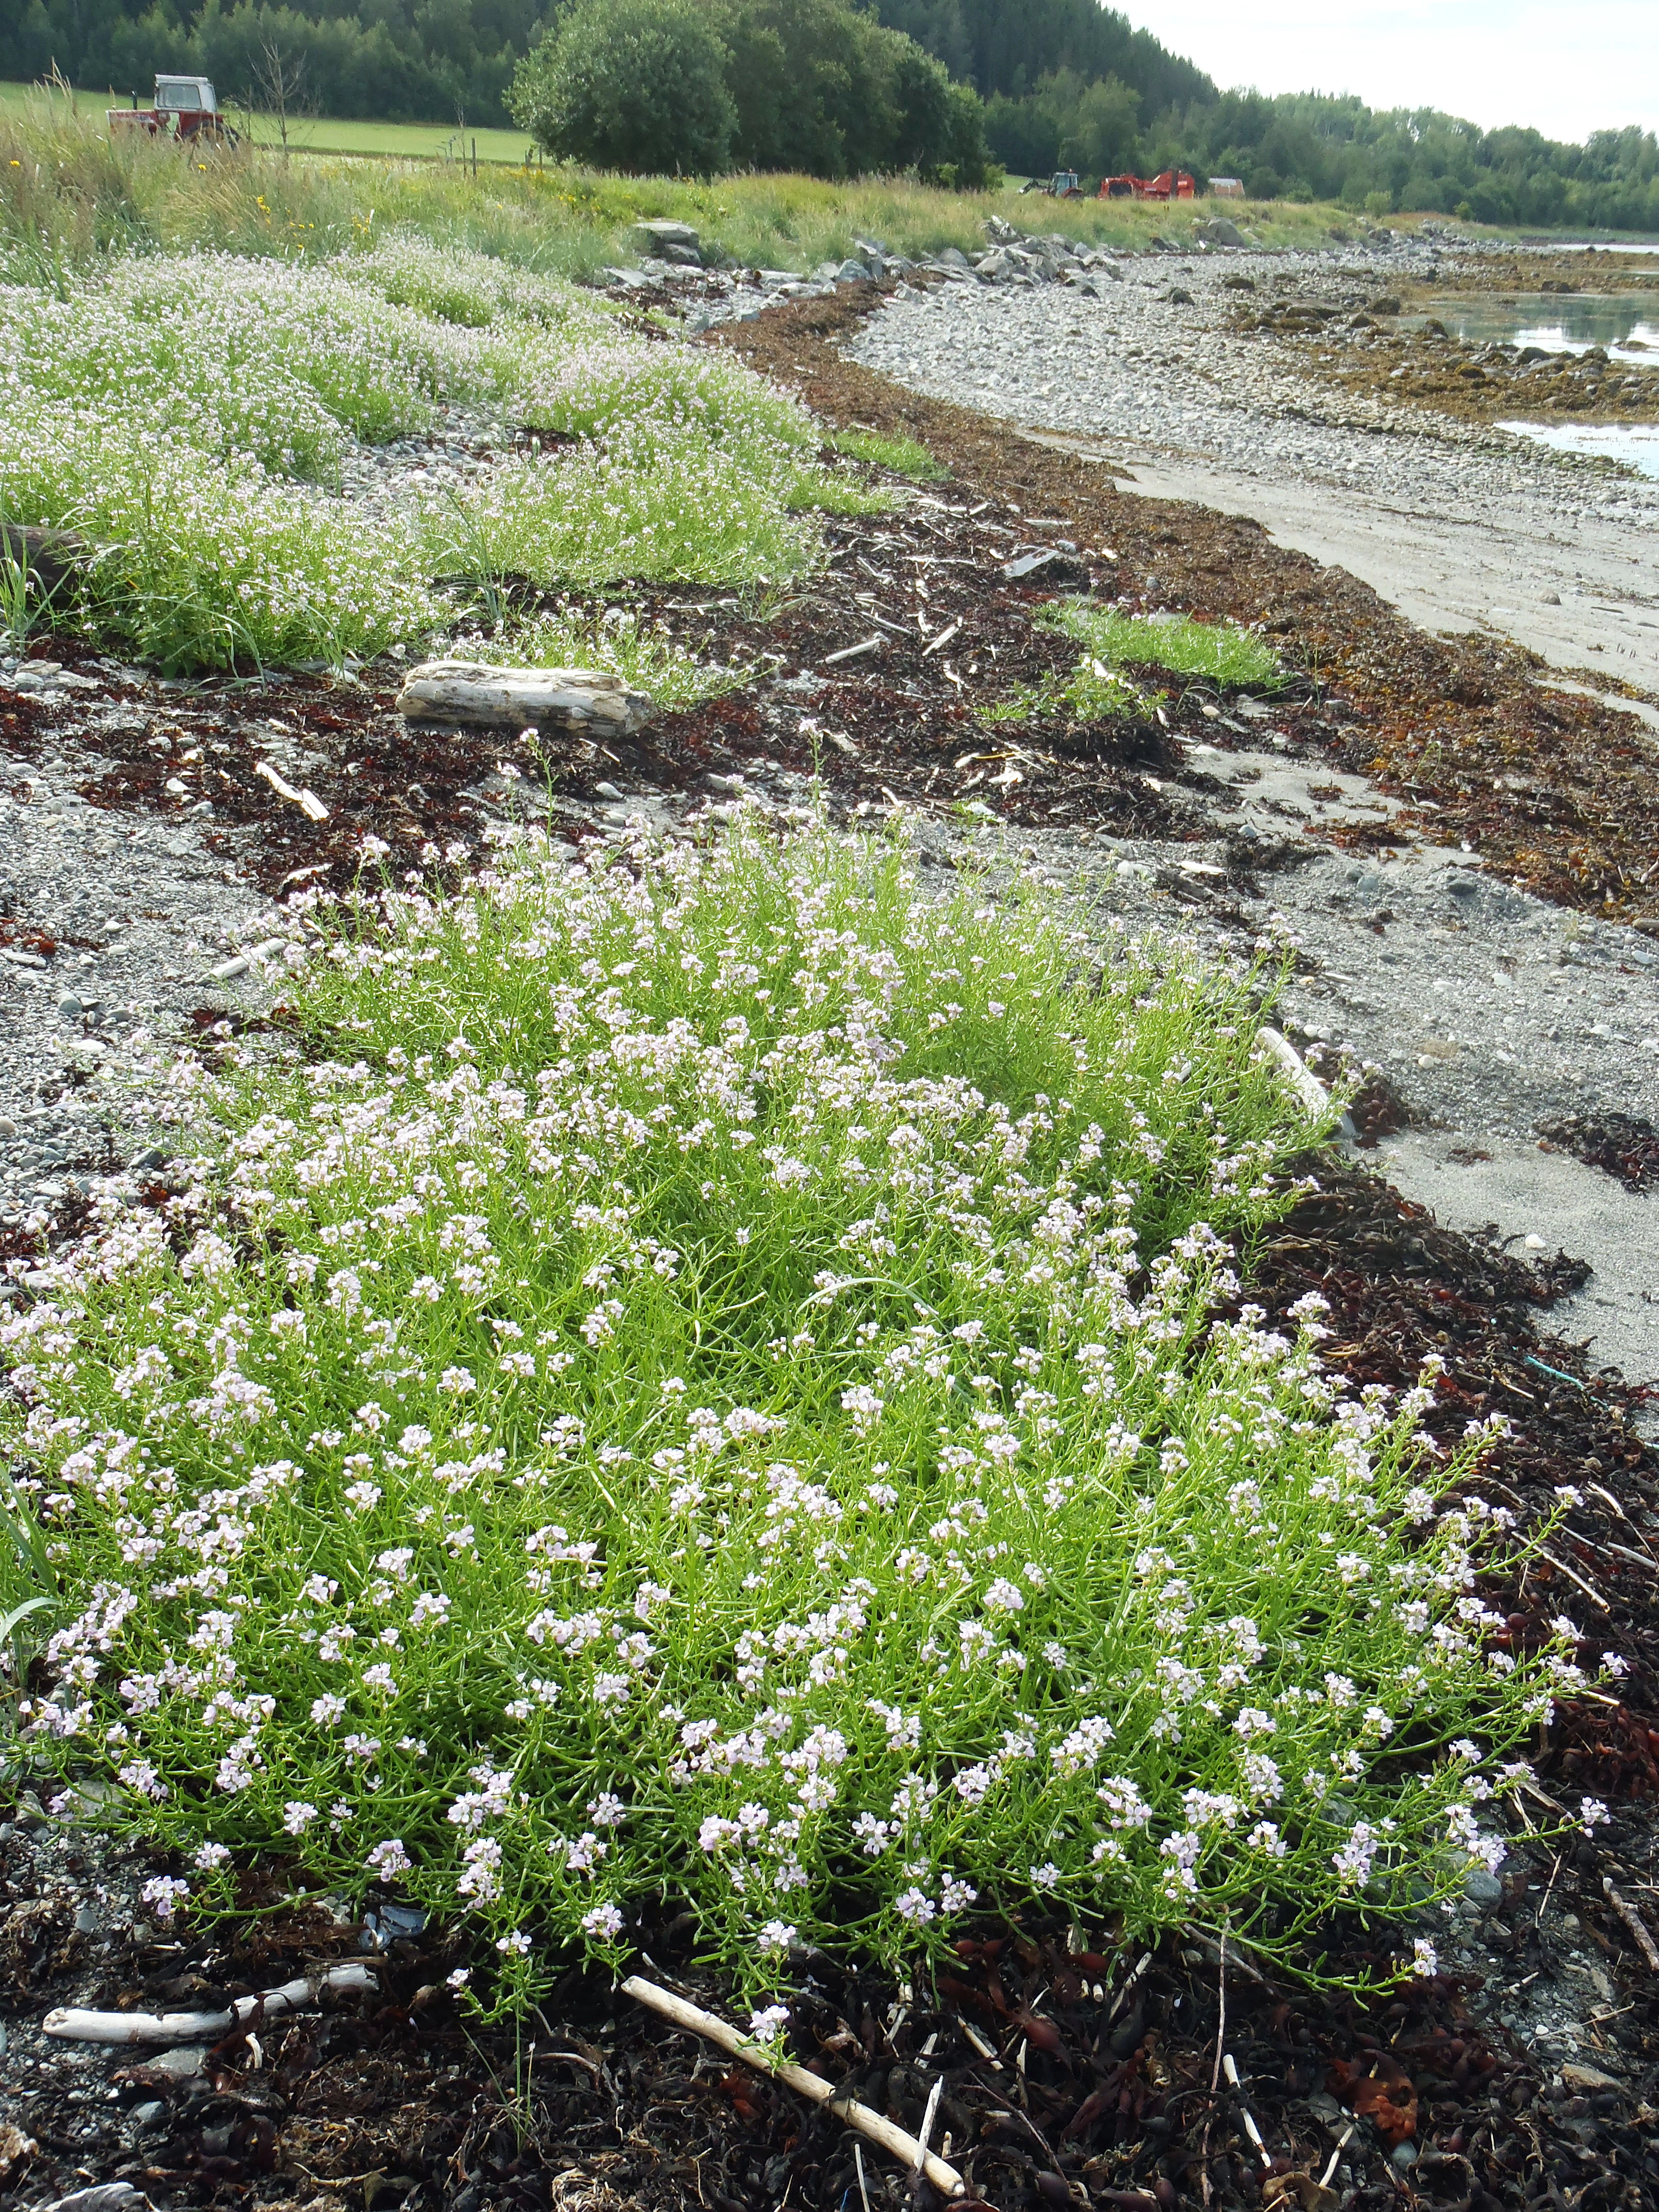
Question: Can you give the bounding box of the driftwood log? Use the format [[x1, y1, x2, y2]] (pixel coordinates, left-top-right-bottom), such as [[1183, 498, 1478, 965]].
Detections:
[[395, 660, 656, 737], [0, 525, 85, 594], [622, 1974, 965, 2195]]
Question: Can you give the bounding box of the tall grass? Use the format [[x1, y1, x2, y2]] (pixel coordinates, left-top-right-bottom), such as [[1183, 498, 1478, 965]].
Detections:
[[1, 819, 1579, 2020], [2, 90, 1398, 293]]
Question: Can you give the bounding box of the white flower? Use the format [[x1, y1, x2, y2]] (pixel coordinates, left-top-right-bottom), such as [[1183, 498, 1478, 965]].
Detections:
[[581, 1902, 624, 1940], [141, 1874, 190, 1922]]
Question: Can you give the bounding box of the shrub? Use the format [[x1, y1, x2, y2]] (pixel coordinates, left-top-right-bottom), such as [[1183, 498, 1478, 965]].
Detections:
[[2, 820, 1572, 2020], [509, 0, 739, 179]]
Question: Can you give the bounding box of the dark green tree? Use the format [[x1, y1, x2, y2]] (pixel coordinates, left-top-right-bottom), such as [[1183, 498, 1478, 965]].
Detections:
[[508, 0, 737, 174]]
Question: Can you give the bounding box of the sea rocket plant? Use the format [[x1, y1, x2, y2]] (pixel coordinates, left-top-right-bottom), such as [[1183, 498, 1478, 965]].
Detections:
[[0, 817, 1574, 2014]]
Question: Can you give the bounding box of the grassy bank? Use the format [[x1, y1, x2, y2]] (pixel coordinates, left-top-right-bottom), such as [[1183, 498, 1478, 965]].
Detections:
[[3, 79, 1432, 282]]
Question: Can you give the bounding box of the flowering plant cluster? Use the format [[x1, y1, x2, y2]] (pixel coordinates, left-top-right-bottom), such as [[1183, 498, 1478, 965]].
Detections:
[[0, 234, 841, 668], [1, 818, 1577, 2014], [335, 232, 622, 335], [0, 400, 441, 671]]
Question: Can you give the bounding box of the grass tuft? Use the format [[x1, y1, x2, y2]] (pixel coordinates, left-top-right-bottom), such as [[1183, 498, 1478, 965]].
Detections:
[[1045, 603, 1287, 690], [1, 817, 1569, 2019], [456, 601, 754, 711], [829, 430, 949, 482]]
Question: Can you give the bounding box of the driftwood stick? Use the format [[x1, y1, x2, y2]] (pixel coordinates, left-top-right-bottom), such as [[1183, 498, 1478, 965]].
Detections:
[[44, 1962, 378, 2045], [1603, 1877, 1659, 1972], [1255, 1026, 1329, 1120], [395, 660, 656, 737], [621, 1973, 965, 2197]]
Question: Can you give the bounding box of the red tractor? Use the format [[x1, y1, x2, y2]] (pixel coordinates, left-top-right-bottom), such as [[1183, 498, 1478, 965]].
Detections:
[[109, 75, 239, 148], [1100, 169, 1195, 201]]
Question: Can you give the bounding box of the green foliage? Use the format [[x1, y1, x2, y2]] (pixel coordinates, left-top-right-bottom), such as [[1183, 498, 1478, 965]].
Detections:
[[829, 429, 948, 481], [981, 657, 1144, 726], [427, 434, 823, 592], [0, 216, 832, 666], [1044, 603, 1285, 691], [2, 820, 1570, 2015], [509, 0, 993, 186], [0, 395, 442, 669], [986, 68, 1140, 183], [508, 0, 738, 180], [458, 600, 756, 709]]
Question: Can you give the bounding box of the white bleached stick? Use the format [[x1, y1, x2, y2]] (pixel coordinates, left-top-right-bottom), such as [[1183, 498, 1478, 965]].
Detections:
[[43, 1961, 378, 2045], [254, 759, 329, 822], [622, 1974, 965, 2197], [1255, 1026, 1330, 1120]]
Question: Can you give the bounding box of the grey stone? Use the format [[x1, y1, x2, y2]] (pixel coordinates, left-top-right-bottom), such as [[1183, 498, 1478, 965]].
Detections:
[[631, 219, 700, 259], [1462, 1866, 1503, 1906], [835, 258, 872, 283], [128, 2103, 167, 2129], [1391, 2142, 1419, 2171], [56, 993, 82, 1018], [1195, 216, 1245, 248]]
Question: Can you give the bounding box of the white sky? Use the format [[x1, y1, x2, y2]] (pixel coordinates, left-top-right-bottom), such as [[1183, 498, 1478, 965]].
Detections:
[[1121, 1, 1658, 143]]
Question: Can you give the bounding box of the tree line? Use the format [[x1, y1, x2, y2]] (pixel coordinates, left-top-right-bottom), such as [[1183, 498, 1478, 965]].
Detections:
[[6, 0, 1657, 227]]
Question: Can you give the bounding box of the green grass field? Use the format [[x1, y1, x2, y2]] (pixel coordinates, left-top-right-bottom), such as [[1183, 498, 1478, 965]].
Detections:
[[1, 82, 532, 165]]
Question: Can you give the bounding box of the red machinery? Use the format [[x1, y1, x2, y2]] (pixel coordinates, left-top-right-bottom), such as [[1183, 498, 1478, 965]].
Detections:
[[109, 76, 238, 147], [1099, 169, 1195, 201]]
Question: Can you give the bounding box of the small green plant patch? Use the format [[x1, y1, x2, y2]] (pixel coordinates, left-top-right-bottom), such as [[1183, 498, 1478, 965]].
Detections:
[[1045, 603, 1287, 691], [980, 657, 1148, 727], [828, 429, 949, 482], [2, 818, 1576, 2023]]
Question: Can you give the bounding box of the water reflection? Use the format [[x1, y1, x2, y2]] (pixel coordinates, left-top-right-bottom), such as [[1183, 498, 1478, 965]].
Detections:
[[1407, 293, 1659, 364], [1497, 419, 1659, 477]]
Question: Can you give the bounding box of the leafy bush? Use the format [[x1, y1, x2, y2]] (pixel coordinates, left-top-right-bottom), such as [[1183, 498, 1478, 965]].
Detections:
[[3, 820, 1573, 2019], [509, 0, 991, 185], [509, 0, 740, 179]]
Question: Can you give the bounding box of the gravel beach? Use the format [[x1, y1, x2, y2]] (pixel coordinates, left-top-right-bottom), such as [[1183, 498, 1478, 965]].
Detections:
[[848, 244, 1659, 687]]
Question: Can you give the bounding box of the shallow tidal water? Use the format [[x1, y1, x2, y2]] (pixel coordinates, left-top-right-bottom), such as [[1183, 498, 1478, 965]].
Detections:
[[1410, 291, 1659, 362]]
